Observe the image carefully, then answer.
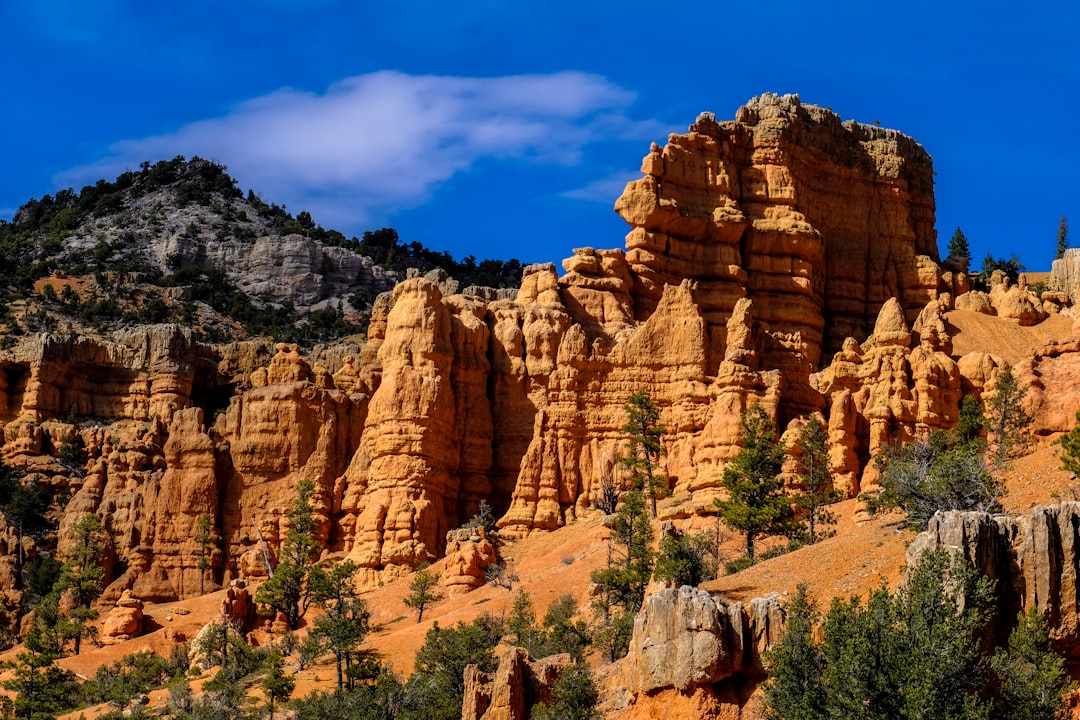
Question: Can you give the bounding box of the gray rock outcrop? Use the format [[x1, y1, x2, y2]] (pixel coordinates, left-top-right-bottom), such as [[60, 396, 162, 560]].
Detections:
[[908, 503, 1080, 648], [628, 585, 784, 695]]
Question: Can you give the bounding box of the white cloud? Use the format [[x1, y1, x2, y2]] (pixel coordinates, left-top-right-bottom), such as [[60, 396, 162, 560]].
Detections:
[[58, 71, 663, 230], [559, 171, 641, 203]]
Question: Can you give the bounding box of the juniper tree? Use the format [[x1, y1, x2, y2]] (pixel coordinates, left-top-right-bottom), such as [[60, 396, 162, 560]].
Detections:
[[715, 404, 795, 561]]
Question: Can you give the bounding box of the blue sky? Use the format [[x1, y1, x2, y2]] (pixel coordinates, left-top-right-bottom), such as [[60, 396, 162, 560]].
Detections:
[[2, 2, 1077, 269]]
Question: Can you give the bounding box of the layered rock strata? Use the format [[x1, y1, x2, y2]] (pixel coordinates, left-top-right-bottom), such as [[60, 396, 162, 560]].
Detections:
[[7, 95, 1063, 596]]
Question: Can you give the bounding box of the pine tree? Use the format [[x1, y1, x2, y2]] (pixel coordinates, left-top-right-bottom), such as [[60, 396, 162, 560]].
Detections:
[[988, 363, 1033, 467], [309, 559, 371, 690], [254, 478, 321, 630], [948, 226, 972, 269], [619, 390, 668, 516], [404, 564, 443, 623], [715, 405, 795, 561], [591, 489, 653, 660], [57, 513, 105, 655], [1057, 216, 1069, 260], [794, 415, 840, 544], [194, 512, 219, 596]]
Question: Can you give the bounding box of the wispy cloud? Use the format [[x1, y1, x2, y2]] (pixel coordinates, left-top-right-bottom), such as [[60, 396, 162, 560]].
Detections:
[[559, 171, 641, 203], [58, 71, 664, 230]]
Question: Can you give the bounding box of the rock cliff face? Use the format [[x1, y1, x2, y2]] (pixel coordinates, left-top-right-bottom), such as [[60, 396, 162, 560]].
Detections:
[[628, 586, 783, 695], [908, 504, 1080, 651], [616, 94, 940, 370], [4, 94, 1070, 602]]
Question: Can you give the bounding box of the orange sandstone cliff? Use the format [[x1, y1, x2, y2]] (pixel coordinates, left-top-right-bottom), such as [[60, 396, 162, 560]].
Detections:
[[1, 93, 1072, 613]]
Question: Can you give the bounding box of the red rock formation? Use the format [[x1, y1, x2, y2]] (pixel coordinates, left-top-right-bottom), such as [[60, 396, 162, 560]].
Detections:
[[0, 95, 988, 593], [615, 94, 940, 371]]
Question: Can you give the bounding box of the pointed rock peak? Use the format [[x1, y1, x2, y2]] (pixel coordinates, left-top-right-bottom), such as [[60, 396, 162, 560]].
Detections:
[[724, 297, 762, 367], [866, 298, 910, 348]]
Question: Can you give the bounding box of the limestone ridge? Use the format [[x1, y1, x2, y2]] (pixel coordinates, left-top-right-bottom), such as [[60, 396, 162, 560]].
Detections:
[[0, 95, 1054, 601]]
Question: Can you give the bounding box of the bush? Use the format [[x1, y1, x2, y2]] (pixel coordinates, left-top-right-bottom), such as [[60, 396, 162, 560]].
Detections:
[[724, 555, 756, 575], [869, 431, 1001, 529]]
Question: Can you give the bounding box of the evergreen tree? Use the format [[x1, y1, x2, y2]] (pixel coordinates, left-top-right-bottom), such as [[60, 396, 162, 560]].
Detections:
[[794, 415, 840, 544], [260, 652, 295, 716], [506, 591, 544, 658], [1057, 409, 1080, 480], [652, 530, 717, 587], [763, 549, 1002, 720], [715, 405, 795, 561], [2, 618, 79, 720], [0, 463, 52, 578], [596, 490, 653, 615], [402, 615, 505, 720], [762, 585, 826, 720], [309, 559, 371, 690], [531, 662, 600, 720], [988, 363, 1033, 466], [57, 513, 105, 654], [254, 478, 321, 630], [619, 390, 668, 516], [590, 489, 653, 660], [404, 564, 444, 623], [952, 394, 988, 448], [1057, 216, 1069, 260], [947, 226, 972, 269], [194, 512, 219, 596], [990, 607, 1075, 720], [540, 594, 591, 662]]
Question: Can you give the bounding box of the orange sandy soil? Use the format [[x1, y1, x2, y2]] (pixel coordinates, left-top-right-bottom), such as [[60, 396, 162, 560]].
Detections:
[[947, 309, 1073, 364]]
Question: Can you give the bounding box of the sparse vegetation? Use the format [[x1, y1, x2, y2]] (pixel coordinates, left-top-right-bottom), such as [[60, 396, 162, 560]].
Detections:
[[869, 429, 1001, 530]]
